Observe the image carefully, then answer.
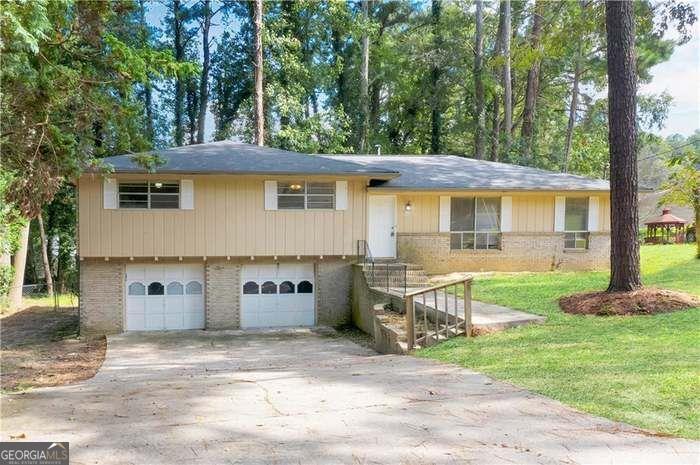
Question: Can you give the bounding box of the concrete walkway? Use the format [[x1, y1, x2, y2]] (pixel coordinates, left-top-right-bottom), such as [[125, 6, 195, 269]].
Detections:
[[2, 330, 697, 465], [418, 292, 547, 331]]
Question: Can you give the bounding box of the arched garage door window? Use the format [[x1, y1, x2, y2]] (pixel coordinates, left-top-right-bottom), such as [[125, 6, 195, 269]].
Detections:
[[261, 281, 277, 294], [298, 280, 313, 294], [129, 282, 146, 295], [148, 282, 164, 295], [243, 281, 259, 294], [186, 281, 202, 295], [279, 281, 295, 294]]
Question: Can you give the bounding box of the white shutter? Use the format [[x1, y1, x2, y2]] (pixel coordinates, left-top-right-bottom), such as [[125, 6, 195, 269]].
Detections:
[[500, 196, 513, 232], [103, 178, 117, 209], [588, 196, 599, 232], [335, 180, 348, 210], [180, 179, 194, 209], [264, 181, 278, 210], [554, 196, 566, 232], [439, 196, 451, 232]]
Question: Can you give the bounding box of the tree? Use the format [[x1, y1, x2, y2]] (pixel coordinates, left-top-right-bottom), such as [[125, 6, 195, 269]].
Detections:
[[606, 0, 642, 292], [660, 140, 700, 258], [358, 0, 371, 153], [172, 0, 187, 146], [196, 0, 213, 144], [502, 0, 512, 155], [36, 214, 54, 297], [253, 0, 265, 146], [430, 0, 443, 154], [473, 0, 485, 160], [520, 0, 543, 161]]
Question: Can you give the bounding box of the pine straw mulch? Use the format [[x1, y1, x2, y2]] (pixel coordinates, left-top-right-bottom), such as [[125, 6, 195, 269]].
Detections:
[[1, 306, 106, 392], [559, 287, 700, 316]]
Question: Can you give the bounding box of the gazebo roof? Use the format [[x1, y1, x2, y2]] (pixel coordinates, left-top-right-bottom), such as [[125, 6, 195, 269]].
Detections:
[[644, 208, 688, 226]]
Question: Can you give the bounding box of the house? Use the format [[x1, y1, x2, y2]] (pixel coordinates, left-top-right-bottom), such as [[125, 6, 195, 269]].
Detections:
[[78, 141, 610, 334]]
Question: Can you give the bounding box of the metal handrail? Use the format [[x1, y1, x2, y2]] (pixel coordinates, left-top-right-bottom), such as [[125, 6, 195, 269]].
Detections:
[[357, 240, 408, 295]]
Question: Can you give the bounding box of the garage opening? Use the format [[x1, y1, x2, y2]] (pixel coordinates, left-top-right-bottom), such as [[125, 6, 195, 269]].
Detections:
[[241, 264, 315, 328], [126, 264, 205, 330]]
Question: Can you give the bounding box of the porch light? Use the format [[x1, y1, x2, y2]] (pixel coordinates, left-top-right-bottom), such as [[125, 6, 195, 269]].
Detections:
[[154, 182, 163, 188], [290, 183, 303, 191], [405, 201, 412, 212]]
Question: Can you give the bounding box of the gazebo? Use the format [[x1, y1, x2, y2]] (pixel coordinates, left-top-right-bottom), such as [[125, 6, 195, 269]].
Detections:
[[644, 208, 687, 244]]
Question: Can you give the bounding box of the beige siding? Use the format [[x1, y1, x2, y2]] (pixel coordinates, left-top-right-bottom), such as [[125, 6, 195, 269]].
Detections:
[[390, 192, 610, 234], [79, 175, 367, 258]]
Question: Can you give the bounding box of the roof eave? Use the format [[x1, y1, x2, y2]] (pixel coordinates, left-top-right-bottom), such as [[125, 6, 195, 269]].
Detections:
[[85, 168, 399, 179], [366, 186, 610, 192]]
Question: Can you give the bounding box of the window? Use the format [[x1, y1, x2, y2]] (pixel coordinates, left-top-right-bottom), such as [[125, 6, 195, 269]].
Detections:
[[278, 182, 335, 210], [450, 197, 501, 250], [564, 197, 589, 249], [118, 182, 179, 209], [148, 282, 164, 295], [297, 280, 313, 294], [279, 281, 295, 294], [261, 281, 277, 294], [186, 281, 202, 295], [167, 282, 184, 295], [243, 281, 259, 294], [128, 282, 145, 295]]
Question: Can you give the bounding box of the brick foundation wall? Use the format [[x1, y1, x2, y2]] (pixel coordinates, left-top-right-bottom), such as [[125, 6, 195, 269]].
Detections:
[[205, 261, 242, 329], [316, 259, 352, 326], [79, 257, 353, 333], [80, 260, 124, 335], [397, 232, 610, 274]]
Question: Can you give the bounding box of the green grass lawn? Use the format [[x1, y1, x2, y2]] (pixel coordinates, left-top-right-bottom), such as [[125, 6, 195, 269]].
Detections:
[[418, 244, 700, 439]]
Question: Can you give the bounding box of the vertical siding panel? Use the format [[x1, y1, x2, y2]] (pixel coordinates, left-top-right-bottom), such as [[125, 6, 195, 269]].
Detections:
[[154, 212, 164, 257]]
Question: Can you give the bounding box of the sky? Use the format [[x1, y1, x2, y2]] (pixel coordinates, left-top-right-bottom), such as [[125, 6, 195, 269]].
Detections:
[[638, 12, 700, 137], [146, 1, 700, 141]]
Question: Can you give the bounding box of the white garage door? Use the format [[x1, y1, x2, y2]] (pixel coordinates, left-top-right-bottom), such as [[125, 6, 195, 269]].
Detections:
[[125, 264, 205, 331], [241, 264, 315, 329]]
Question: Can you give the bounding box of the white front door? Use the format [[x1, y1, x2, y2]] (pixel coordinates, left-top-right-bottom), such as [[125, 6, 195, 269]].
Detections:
[[125, 264, 205, 331], [368, 195, 397, 258], [240, 264, 315, 329]]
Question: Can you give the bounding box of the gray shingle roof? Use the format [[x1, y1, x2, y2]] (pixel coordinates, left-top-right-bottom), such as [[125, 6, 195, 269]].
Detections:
[[100, 141, 398, 177], [322, 155, 610, 191]]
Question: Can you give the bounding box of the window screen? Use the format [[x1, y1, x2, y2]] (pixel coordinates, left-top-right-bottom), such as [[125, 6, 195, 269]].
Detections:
[[119, 182, 179, 209], [565, 198, 588, 231], [277, 182, 335, 209]]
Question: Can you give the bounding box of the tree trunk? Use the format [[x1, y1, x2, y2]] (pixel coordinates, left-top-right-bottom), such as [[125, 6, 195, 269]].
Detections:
[[196, 0, 212, 144], [253, 0, 264, 146], [8, 222, 29, 309], [606, 0, 641, 292], [490, 3, 505, 162], [563, 46, 581, 173], [186, 80, 198, 145], [521, 0, 543, 161], [502, 0, 512, 156], [138, 0, 155, 144], [331, 27, 348, 112], [37, 214, 53, 297], [430, 0, 443, 154], [358, 0, 370, 153], [490, 97, 501, 162], [173, 0, 185, 146], [473, 0, 485, 160], [694, 187, 700, 258]]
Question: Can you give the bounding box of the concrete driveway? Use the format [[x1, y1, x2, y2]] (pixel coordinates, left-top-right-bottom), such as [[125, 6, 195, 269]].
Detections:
[[2, 330, 697, 465]]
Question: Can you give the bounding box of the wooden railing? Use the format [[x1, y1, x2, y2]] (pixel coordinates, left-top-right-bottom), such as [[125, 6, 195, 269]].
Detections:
[[404, 277, 472, 350]]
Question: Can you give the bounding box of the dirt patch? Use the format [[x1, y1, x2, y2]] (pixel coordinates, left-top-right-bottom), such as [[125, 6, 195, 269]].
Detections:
[[559, 288, 700, 316], [1, 306, 106, 392]]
